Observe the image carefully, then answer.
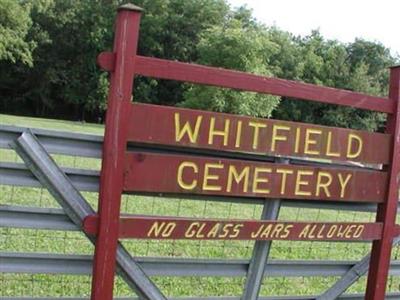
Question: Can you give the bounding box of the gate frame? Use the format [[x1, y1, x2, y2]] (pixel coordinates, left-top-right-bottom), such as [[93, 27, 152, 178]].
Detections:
[[90, 4, 400, 300]]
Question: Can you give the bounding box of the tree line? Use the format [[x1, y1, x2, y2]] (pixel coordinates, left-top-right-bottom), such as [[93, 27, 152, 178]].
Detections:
[[0, 0, 398, 131]]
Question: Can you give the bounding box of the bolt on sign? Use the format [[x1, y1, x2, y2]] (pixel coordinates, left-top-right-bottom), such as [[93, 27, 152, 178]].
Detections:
[[85, 4, 400, 300]]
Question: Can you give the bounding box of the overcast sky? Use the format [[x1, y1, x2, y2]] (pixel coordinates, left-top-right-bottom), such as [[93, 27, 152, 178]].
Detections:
[[227, 0, 400, 57]]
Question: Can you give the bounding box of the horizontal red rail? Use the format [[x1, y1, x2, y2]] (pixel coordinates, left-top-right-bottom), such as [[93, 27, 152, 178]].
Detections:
[[134, 56, 393, 114], [83, 215, 383, 241], [97, 52, 393, 113]]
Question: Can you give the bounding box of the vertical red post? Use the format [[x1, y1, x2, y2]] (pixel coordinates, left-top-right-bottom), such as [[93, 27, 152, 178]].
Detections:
[[365, 66, 400, 299], [90, 4, 142, 300]]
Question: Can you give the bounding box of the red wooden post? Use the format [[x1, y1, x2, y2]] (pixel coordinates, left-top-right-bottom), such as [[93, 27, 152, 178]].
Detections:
[[90, 4, 142, 300], [365, 66, 400, 299]]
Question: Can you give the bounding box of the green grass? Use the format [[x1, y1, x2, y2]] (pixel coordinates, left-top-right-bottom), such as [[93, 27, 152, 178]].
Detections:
[[0, 113, 104, 134], [1, 114, 400, 297]]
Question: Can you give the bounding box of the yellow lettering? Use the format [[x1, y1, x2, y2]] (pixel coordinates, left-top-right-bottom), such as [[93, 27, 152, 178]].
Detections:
[[336, 225, 346, 238], [259, 224, 274, 238], [271, 224, 284, 238], [207, 223, 221, 238], [353, 225, 364, 238], [220, 224, 234, 238], [177, 161, 198, 190], [203, 163, 223, 191], [271, 125, 290, 151], [304, 129, 322, 155], [295, 170, 313, 196], [147, 222, 176, 238], [281, 225, 293, 238], [147, 222, 165, 237], [185, 222, 199, 238], [175, 113, 202, 143], [251, 225, 264, 238], [298, 225, 310, 238], [235, 121, 242, 148], [347, 133, 363, 159], [338, 173, 352, 198], [249, 121, 267, 149], [161, 223, 176, 237], [208, 117, 230, 146], [227, 165, 250, 192], [316, 171, 332, 197], [326, 131, 340, 157], [327, 225, 337, 238], [308, 225, 316, 238], [230, 224, 244, 238], [317, 225, 325, 238], [252, 167, 271, 194], [345, 225, 356, 238], [195, 223, 206, 238], [276, 168, 294, 195], [294, 127, 301, 153]]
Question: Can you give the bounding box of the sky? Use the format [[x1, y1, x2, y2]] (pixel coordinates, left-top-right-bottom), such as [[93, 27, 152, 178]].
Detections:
[[227, 0, 400, 57]]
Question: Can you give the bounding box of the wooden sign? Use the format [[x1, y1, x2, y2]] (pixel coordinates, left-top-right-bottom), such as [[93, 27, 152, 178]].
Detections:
[[89, 6, 399, 300], [123, 152, 387, 203], [83, 215, 383, 241], [127, 103, 391, 164]]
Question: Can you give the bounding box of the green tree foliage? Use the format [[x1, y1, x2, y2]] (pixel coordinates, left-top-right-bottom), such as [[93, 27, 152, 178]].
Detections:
[[0, 0, 115, 118], [133, 0, 229, 106], [180, 16, 280, 117], [0, 0, 398, 130], [272, 31, 397, 131], [0, 0, 35, 66]]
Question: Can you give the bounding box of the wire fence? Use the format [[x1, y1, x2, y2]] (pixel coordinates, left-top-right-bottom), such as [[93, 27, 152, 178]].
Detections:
[[0, 125, 399, 298]]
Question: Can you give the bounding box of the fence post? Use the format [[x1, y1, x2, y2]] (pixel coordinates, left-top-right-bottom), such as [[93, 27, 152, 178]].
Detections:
[[90, 4, 142, 300], [365, 66, 400, 299]]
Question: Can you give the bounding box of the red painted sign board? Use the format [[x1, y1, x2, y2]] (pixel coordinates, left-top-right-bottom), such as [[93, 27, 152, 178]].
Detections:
[[127, 103, 391, 165], [123, 152, 387, 203], [83, 215, 383, 242], [89, 5, 400, 300]]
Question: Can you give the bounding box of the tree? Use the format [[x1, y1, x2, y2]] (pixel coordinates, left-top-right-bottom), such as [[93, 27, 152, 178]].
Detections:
[[0, 0, 116, 118], [179, 16, 280, 117], [133, 0, 229, 107], [0, 0, 230, 120], [0, 0, 35, 66], [0, 0, 398, 129], [272, 31, 397, 131]]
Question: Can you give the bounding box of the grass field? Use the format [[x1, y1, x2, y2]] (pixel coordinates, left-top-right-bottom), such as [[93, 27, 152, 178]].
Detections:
[[1, 113, 399, 297]]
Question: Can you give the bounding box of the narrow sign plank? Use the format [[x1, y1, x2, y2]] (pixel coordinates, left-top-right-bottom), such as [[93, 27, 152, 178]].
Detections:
[[83, 215, 383, 241], [127, 103, 391, 164], [123, 152, 387, 203]]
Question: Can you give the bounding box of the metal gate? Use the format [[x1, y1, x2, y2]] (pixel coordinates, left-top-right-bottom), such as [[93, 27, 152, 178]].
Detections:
[[1, 3, 400, 300]]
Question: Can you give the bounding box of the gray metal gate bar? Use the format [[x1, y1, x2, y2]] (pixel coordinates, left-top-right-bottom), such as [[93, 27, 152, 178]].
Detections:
[[3, 293, 400, 300], [241, 199, 282, 299], [242, 158, 288, 300], [4, 252, 400, 277], [11, 130, 167, 300], [316, 236, 400, 300], [0, 205, 78, 231]]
